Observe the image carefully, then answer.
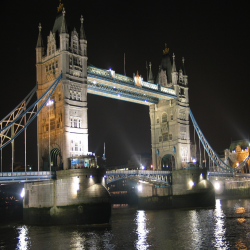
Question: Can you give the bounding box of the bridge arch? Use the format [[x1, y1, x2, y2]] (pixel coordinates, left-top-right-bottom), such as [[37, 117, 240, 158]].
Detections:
[[161, 154, 175, 171], [50, 144, 62, 170]]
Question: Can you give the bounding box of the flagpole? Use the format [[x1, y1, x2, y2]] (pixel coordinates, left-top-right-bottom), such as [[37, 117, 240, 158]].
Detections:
[[124, 53, 126, 76]]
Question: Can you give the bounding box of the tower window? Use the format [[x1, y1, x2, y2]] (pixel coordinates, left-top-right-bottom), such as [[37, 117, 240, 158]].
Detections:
[[162, 113, 167, 123], [78, 119, 81, 128], [156, 118, 159, 124], [169, 134, 172, 140], [75, 143, 78, 152], [52, 45, 55, 54], [171, 115, 173, 121], [163, 133, 168, 141], [56, 61, 58, 68], [159, 136, 162, 142], [74, 118, 77, 128], [70, 118, 73, 127]]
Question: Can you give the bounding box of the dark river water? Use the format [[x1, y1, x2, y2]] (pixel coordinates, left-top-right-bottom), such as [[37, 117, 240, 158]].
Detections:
[[1, 199, 250, 249]]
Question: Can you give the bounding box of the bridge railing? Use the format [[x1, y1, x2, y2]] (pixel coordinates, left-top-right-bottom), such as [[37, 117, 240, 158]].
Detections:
[[106, 170, 172, 175], [0, 171, 56, 182]]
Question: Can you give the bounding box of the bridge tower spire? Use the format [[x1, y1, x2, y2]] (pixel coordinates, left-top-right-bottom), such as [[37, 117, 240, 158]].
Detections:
[[148, 62, 154, 83]]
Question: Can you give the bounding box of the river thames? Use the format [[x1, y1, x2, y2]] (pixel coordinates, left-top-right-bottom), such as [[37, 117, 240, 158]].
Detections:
[[1, 198, 250, 249]]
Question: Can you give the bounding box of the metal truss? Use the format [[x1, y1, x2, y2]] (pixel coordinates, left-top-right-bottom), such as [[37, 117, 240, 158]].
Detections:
[[0, 72, 62, 151], [189, 108, 249, 173], [106, 170, 172, 185]]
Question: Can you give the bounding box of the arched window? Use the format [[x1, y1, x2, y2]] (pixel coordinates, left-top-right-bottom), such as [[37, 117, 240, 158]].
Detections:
[[162, 113, 167, 123], [70, 118, 73, 127], [74, 118, 77, 128], [75, 142, 78, 152], [78, 119, 81, 128]]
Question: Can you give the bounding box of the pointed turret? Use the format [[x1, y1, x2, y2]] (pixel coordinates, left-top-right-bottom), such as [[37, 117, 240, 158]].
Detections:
[[36, 23, 44, 63], [182, 57, 188, 85], [79, 15, 87, 56], [171, 53, 178, 85], [182, 57, 186, 75], [148, 62, 154, 83], [60, 8, 68, 34], [59, 8, 69, 51], [36, 23, 44, 48], [80, 15, 86, 40]]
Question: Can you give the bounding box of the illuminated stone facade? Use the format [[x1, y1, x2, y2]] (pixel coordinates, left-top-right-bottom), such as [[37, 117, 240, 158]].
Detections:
[[149, 50, 191, 170], [36, 10, 88, 170], [225, 142, 250, 173]]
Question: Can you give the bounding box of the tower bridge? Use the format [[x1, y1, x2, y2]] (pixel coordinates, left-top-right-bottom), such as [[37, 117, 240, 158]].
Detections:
[[0, 4, 249, 224]]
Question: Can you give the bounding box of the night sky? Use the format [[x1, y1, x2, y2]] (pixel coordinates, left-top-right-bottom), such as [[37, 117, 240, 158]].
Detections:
[[0, 1, 249, 168]]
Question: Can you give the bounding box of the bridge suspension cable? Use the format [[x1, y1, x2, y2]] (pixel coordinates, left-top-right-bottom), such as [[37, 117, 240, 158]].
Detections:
[[189, 108, 249, 173], [0, 72, 62, 151]]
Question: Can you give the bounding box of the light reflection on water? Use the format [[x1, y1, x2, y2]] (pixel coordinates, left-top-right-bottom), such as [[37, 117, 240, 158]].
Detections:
[[16, 225, 30, 250], [135, 210, 149, 250], [1, 198, 250, 249], [213, 199, 229, 249]]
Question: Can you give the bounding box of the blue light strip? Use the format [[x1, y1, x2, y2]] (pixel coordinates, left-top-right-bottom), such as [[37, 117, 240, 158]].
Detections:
[[190, 108, 250, 173]]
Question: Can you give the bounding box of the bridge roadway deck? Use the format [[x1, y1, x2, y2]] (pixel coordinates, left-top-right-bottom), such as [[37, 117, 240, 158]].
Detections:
[[106, 170, 172, 184], [0, 171, 56, 183]]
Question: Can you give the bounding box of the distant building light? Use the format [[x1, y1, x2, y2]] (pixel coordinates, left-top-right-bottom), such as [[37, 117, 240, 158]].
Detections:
[[141, 166, 145, 170], [117, 94, 120, 97], [192, 158, 197, 163], [150, 165, 153, 169], [103, 175, 106, 178], [87, 152, 93, 155], [144, 100, 147, 103], [93, 81, 96, 84], [89, 175, 93, 178], [138, 185, 142, 192]]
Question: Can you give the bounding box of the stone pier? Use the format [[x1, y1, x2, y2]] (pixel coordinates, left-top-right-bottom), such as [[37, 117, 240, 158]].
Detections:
[[23, 169, 111, 225]]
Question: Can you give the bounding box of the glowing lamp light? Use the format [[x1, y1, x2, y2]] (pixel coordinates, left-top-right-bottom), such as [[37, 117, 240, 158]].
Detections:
[[144, 100, 147, 103], [141, 166, 145, 170], [20, 188, 25, 198], [237, 162, 239, 167], [117, 94, 120, 97], [103, 175, 106, 178], [214, 182, 220, 190], [109, 68, 112, 71], [150, 165, 153, 169], [93, 81, 96, 84], [46, 100, 54, 106], [138, 185, 142, 192], [89, 175, 93, 178], [192, 158, 197, 163], [189, 181, 194, 187]]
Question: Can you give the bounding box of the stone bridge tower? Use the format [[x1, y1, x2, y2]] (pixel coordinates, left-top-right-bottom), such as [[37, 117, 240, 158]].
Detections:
[[36, 7, 88, 170], [149, 45, 191, 170]]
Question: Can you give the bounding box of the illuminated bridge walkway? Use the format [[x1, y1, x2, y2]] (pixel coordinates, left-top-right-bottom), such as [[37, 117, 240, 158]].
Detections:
[[87, 66, 176, 105]]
